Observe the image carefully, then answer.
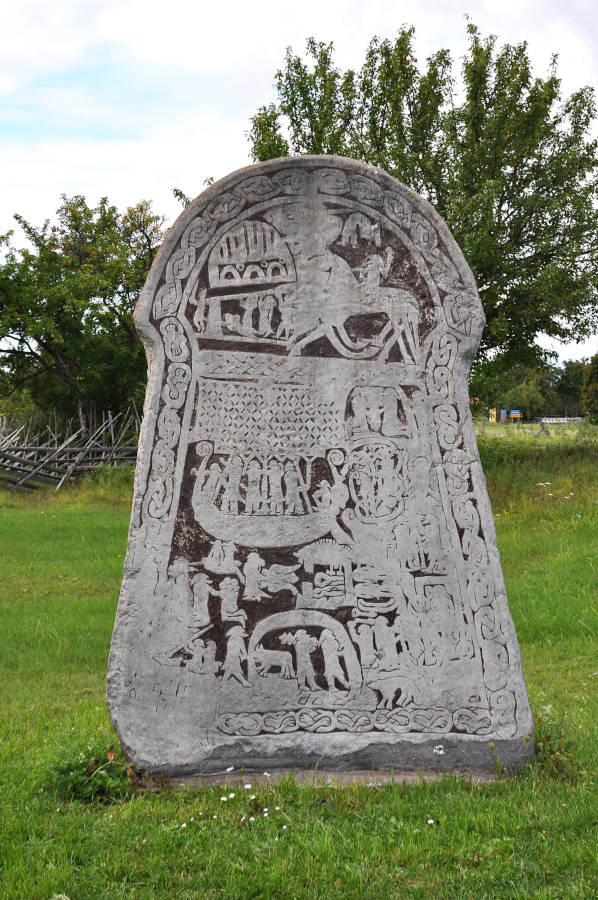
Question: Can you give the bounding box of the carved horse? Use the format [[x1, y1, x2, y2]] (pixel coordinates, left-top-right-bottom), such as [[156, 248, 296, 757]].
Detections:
[[284, 247, 420, 362]]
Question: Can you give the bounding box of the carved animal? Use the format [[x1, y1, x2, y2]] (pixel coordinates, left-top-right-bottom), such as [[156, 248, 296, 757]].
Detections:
[[253, 643, 295, 679], [283, 244, 420, 362], [366, 672, 421, 710], [289, 279, 420, 362]]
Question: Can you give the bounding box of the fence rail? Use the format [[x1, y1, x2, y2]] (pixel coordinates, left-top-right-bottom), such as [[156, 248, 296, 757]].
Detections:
[[0, 410, 139, 490]]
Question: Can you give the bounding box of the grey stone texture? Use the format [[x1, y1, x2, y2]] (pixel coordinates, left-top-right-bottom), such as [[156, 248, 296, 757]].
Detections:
[[107, 156, 534, 775]]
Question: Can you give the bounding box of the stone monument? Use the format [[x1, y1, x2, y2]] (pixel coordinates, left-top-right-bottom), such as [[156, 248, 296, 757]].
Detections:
[[107, 156, 533, 775]]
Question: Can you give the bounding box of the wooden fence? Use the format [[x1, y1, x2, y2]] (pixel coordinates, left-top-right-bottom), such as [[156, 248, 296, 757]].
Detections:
[[0, 409, 139, 490]]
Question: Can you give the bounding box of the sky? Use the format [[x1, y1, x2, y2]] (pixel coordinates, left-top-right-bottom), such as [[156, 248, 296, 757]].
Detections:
[[1, 0, 597, 362]]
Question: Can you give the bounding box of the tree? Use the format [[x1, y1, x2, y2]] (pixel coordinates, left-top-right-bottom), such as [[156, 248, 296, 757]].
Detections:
[[0, 195, 166, 429], [582, 354, 598, 417], [502, 364, 559, 418], [555, 359, 588, 416], [248, 25, 598, 371]]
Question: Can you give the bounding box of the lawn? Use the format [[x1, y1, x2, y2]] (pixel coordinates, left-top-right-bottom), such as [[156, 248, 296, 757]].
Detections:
[[1, 424, 597, 899]]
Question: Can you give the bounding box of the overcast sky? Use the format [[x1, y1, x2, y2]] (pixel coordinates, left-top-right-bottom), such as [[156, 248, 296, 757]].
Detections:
[[2, 0, 597, 361]]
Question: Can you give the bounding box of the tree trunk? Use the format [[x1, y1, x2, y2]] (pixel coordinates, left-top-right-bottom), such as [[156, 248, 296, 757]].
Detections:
[[77, 397, 92, 434]]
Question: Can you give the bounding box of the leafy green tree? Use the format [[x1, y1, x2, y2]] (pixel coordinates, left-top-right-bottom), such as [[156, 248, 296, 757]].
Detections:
[[0, 195, 166, 429], [502, 364, 559, 418], [248, 25, 598, 370], [555, 359, 588, 416], [582, 354, 598, 417]]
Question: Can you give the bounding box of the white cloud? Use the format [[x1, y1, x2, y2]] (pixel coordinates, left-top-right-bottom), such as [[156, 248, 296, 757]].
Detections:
[[0, 1, 113, 91], [0, 113, 251, 238], [5, 0, 594, 89], [2, 0, 597, 361], [537, 333, 598, 363]]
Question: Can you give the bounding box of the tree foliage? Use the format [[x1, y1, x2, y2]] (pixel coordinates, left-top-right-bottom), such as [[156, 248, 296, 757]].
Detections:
[[469, 357, 589, 418], [0, 195, 166, 428], [248, 25, 598, 368], [502, 365, 559, 418], [582, 354, 598, 417], [555, 360, 588, 416]]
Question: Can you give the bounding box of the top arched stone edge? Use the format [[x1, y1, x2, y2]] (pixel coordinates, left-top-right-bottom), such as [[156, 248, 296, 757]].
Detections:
[[134, 155, 485, 358]]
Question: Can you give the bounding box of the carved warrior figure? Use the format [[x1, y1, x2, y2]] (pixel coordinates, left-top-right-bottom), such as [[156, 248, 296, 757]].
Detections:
[[280, 630, 319, 691], [189, 572, 217, 629], [319, 628, 349, 691], [107, 156, 533, 777], [222, 625, 249, 686]]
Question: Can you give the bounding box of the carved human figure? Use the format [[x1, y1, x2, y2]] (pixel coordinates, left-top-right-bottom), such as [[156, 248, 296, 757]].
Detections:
[[218, 577, 247, 625], [329, 460, 350, 515], [244, 458, 264, 515], [190, 457, 221, 512], [267, 458, 285, 515], [276, 207, 360, 343], [392, 510, 418, 570], [221, 625, 249, 686], [449, 629, 474, 660], [283, 462, 304, 514], [417, 512, 445, 573], [257, 293, 277, 335], [242, 551, 266, 602], [223, 312, 243, 334], [202, 540, 244, 580], [202, 463, 222, 500], [189, 287, 208, 332], [373, 614, 402, 671], [319, 628, 349, 691], [359, 248, 393, 306], [409, 633, 440, 668], [348, 390, 368, 434], [340, 212, 381, 248], [350, 386, 405, 436], [348, 620, 379, 668], [199, 639, 220, 675], [238, 296, 258, 335], [221, 455, 244, 514], [280, 630, 319, 691], [313, 478, 333, 510], [275, 295, 294, 339], [189, 571, 218, 629], [190, 638, 221, 676], [167, 557, 193, 628]]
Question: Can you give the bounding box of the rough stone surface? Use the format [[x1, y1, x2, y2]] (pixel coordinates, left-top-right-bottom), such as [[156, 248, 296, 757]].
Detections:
[[107, 156, 534, 775]]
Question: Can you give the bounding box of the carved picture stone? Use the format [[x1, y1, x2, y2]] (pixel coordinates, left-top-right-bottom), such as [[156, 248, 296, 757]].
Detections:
[[107, 156, 534, 774]]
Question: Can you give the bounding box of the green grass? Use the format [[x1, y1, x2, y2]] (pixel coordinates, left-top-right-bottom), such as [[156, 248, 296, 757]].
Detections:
[[1, 425, 598, 899]]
